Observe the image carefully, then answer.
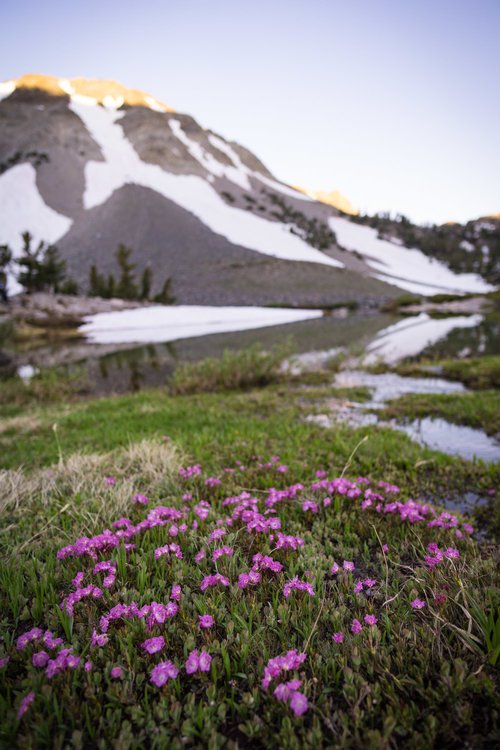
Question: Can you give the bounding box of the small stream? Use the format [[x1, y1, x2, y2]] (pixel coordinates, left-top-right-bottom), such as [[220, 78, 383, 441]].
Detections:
[[310, 369, 500, 464]]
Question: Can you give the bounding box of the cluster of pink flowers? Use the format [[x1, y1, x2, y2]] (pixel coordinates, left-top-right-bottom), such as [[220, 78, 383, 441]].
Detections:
[[200, 574, 230, 592], [45, 648, 81, 678], [283, 576, 315, 599], [302, 500, 318, 513], [274, 679, 308, 716], [150, 660, 179, 687], [154, 543, 183, 560], [262, 650, 307, 689], [251, 553, 283, 574], [424, 543, 460, 568], [61, 583, 102, 616], [179, 464, 202, 479], [93, 560, 117, 588], [274, 532, 304, 550], [209, 528, 226, 542], [141, 636, 165, 655], [212, 546, 234, 562], [185, 649, 212, 674], [205, 476, 221, 487], [353, 578, 377, 594], [238, 570, 261, 589]]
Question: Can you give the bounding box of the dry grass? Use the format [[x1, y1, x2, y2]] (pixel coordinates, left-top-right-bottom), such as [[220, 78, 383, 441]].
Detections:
[[0, 439, 183, 557]]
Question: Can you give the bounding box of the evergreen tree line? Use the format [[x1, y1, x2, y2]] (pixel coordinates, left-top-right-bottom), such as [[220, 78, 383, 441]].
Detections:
[[88, 244, 175, 304], [0, 234, 175, 303], [0, 232, 77, 295]]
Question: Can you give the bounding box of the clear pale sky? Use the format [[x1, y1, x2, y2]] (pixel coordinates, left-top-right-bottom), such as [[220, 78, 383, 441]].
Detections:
[[2, 0, 499, 224]]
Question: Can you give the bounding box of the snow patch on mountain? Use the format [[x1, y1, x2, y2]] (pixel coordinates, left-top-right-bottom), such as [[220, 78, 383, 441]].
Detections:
[[69, 100, 344, 269], [79, 304, 323, 345], [329, 217, 493, 295], [0, 163, 73, 294], [170, 120, 251, 190]]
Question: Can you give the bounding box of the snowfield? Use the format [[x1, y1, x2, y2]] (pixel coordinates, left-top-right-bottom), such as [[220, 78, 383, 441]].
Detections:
[[0, 163, 73, 294], [363, 313, 483, 364], [79, 304, 323, 345], [69, 100, 344, 269], [329, 217, 493, 296]]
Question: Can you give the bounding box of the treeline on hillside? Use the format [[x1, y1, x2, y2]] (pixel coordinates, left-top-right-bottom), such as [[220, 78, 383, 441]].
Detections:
[[88, 244, 175, 304], [351, 212, 500, 284], [0, 234, 174, 303]]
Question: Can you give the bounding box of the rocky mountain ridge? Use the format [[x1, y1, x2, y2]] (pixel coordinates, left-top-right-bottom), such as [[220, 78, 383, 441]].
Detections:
[[0, 74, 494, 304]]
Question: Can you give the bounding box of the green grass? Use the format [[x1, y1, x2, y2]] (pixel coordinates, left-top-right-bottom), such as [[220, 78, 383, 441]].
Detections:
[[169, 344, 290, 395], [377, 390, 500, 437], [1, 363, 499, 747]]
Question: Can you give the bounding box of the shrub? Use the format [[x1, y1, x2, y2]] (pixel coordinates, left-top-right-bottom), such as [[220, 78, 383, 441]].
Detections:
[[169, 344, 291, 395]]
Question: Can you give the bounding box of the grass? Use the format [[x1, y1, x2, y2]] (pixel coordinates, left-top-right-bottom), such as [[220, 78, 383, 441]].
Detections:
[[377, 390, 500, 438], [169, 344, 291, 395], [1, 347, 499, 747], [0, 424, 499, 748]]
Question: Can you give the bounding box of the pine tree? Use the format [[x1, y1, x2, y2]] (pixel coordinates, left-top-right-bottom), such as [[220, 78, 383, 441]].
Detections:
[[115, 244, 138, 299], [140, 265, 152, 300], [153, 277, 175, 305], [38, 244, 66, 292]]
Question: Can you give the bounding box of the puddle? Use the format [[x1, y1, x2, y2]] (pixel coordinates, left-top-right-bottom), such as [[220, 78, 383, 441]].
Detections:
[[397, 418, 500, 463], [333, 370, 465, 405], [307, 370, 500, 464]]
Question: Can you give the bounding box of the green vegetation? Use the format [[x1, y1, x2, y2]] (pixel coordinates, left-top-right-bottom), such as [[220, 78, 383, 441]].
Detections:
[[89, 244, 175, 303], [352, 212, 500, 284], [170, 344, 290, 395], [0, 377, 499, 746], [377, 390, 500, 437]]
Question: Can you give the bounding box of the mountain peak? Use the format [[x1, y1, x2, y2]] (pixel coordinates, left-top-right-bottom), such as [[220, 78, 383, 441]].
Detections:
[[293, 186, 358, 216], [0, 73, 174, 112]]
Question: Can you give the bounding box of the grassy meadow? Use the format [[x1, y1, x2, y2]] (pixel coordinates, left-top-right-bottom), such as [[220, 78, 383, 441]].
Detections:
[[0, 348, 499, 748]]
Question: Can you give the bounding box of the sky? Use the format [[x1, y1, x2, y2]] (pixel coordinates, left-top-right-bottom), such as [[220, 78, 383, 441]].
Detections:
[[1, 0, 499, 224]]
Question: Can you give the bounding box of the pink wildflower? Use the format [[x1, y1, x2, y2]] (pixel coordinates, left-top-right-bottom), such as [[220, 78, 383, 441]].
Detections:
[[141, 636, 165, 655], [332, 632, 344, 643], [32, 651, 49, 668], [351, 619, 362, 634], [170, 584, 182, 602], [111, 666, 123, 679], [343, 561, 355, 572], [133, 494, 149, 505], [105, 476, 116, 486], [364, 614, 378, 626], [17, 691, 35, 720], [84, 660, 93, 672], [411, 598, 426, 610], [150, 660, 179, 687], [200, 574, 230, 592], [331, 562, 340, 574], [195, 549, 206, 563], [199, 614, 214, 629], [289, 691, 308, 716], [283, 576, 315, 598]]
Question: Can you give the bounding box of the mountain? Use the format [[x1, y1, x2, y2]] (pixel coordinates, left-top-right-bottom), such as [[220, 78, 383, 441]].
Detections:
[[0, 74, 494, 304]]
